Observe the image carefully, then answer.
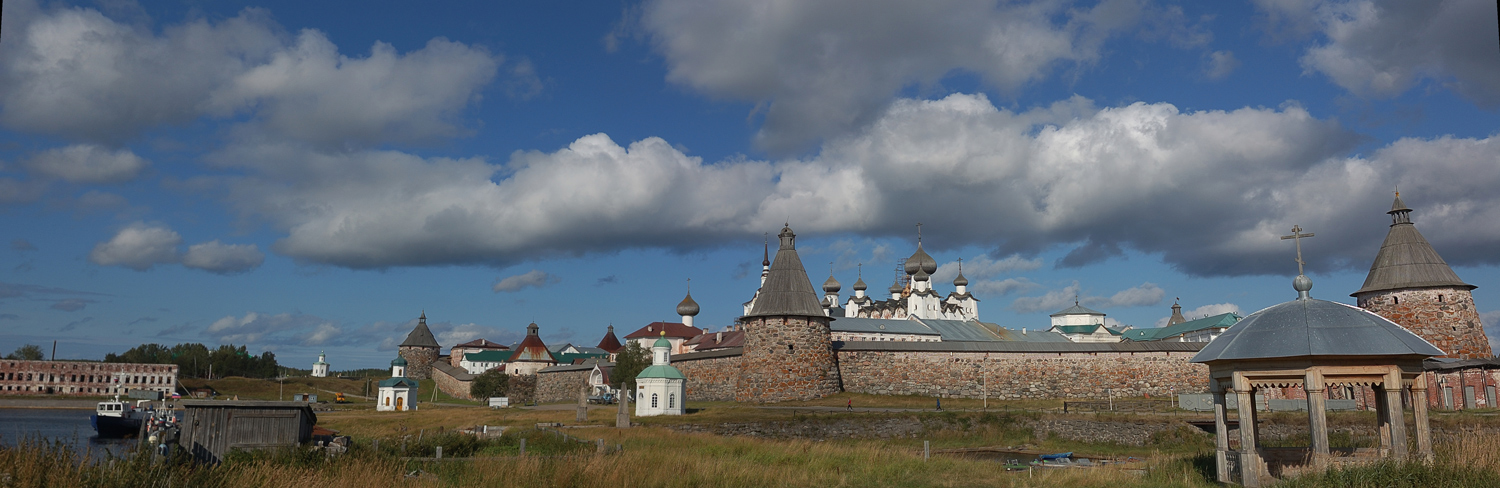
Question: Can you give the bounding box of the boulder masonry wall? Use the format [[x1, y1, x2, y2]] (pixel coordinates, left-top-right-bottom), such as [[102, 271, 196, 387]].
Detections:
[[838, 350, 1209, 399]]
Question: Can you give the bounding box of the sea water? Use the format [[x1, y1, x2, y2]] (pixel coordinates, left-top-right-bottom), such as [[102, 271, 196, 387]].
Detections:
[[0, 408, 138, 459]]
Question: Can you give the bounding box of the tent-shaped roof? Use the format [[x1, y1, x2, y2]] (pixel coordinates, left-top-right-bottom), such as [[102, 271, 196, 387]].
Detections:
[[1192, 296, 1443, 363], [1050, 304, 1105, 317], [509, 323, 555, 363], [745, 225, 828, 318], [1353, 196, 1474, 295], [1122, 313, 1241, 342], [596, 325, 623, 353], [400, 319, 441, 348]]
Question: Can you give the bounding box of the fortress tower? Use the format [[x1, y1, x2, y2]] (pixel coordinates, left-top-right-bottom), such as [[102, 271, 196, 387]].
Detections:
[[736, 225, 842, 402], [1352, 194, 1491, 359], [398, 312, 442, 379]]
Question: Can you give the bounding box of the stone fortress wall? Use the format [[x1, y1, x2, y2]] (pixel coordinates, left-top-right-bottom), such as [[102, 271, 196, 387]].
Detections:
[[398, 345, 439, 380], [837, 349, 1207, 399], [1355, 287, 1491, 360], [736, 316, 842, 402]]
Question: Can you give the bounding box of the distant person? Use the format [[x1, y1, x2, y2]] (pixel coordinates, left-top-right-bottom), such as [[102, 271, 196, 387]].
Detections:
[[847, 399, 853, 412], [936, 398, 942, 411]]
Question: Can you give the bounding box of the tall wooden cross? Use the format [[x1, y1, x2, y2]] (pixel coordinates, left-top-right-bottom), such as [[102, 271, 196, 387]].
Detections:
[[916, 222, 923, 243], [1280, 225, 1315, 275]]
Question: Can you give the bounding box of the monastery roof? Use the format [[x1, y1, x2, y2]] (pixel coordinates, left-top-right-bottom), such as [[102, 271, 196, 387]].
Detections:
[[685, 329, 745, 350], [377, 377, 418, 388], [987, 326, 1073, 342], [1192, 290, 1444, 363], [636, 364, 686, 380], [918, 318, 1006, 341], [624, 322, 703, 339], [1050, 304, 1105, 317], [555, 351, 608, 365], [831, 317, 941, 336], [464, 350, 513, 362], [1051, 324, 1123, 336], [1353, 196, 1474, 295], [452, 338, 508, 350], [745, 225, 829, 318], [836, 340, 1205, 354], [596, 325, 624, 353], [509, 323, 556, 363], [1121, 313, 1241, 342], [399, 320, 441, 348]]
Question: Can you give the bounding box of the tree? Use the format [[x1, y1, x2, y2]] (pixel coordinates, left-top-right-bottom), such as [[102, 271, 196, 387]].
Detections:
[[469, 368, 510, 400], [6, 344, 44, 360], [611, 341, 649, 391]]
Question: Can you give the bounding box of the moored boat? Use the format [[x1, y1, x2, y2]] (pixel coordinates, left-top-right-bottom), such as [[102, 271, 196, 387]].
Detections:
[[91, 398, 150, 438]]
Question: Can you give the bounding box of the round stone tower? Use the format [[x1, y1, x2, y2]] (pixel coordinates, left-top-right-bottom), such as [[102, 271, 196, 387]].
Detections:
[[398, 312, 442, 379], [1352, 194, 1491, 359], [736, 225, 842, 402]]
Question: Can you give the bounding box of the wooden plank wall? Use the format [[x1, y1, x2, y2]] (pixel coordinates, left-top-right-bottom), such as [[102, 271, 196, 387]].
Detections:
[[181, 405, 314, 463]]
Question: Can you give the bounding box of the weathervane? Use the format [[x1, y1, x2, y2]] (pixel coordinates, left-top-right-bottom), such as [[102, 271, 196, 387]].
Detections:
[[1280, 225, 1315, 275]]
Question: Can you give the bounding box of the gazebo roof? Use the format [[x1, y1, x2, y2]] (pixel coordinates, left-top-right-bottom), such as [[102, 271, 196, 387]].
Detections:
[[1192, 295, 1443, 363]]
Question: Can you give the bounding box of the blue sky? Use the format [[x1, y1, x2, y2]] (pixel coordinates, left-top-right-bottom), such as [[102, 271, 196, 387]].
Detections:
[[2, 0, 1498, 370]]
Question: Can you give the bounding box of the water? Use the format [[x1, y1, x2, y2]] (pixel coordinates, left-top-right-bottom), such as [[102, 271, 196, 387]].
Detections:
[[0, 408, 138, 460]]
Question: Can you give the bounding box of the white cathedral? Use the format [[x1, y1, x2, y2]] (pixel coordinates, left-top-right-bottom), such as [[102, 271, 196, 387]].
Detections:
[[745, 234, 979, 322]]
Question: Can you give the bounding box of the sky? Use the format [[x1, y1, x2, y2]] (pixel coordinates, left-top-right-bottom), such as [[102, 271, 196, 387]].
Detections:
[[2, 0, 1498, 370]]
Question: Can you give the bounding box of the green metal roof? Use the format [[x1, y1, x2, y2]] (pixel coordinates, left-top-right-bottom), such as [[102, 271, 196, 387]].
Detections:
[[653, 336, 672, 349], [464, 350, 514, 362], [1050, 324, 1122, 336], [1121, 313, 1241, 342], [635, 364, 685, 380], [553, 352, 607, 365], [377, 377, 418, 388]]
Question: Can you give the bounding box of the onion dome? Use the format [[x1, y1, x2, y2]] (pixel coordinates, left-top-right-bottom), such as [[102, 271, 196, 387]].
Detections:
[[914, 268, 930, 282], [853, 276, 867, 291], [953, 271, 968, 287], [677, 292, 700, 316], [391, 356, 408, 367], [889, 280, 903, 295], [905, 243, 938, 275], [823, 274, 841, 293]]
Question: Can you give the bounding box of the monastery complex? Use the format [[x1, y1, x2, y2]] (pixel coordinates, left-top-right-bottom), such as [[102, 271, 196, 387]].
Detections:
[[390, 194, 1495, 415]]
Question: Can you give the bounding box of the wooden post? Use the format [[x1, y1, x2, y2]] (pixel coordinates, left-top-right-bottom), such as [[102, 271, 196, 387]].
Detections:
[[616, 383, 630, 428], [1236, 385, 1261, 488], [1375, 384, 1392, 456], [1212, 385, 1230, 483], [1411, 375, 1434, 463], [1385, 371, 1408, 460], [577, 386, 589, 423], [1304, 370, 1329, 470]]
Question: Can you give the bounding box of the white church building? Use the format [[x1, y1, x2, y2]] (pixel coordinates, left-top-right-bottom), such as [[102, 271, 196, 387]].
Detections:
[[311, 351, 330, 377], [377, 356, 418, 412], [635, 333, 686, 417]]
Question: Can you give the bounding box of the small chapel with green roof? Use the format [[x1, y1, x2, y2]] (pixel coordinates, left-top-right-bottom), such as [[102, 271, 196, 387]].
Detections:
[[634, 332, 686, 416]]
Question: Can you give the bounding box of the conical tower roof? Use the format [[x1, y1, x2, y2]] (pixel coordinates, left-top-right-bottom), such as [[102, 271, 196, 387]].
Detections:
[[1353, 195, 1474, 296], [745, 225, 828, 318], [596, 325, 623, 353], [400, 313, 440, 348]]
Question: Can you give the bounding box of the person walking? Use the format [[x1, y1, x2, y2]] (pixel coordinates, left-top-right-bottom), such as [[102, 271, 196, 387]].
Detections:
[[847, 399, 853, 412], [936, 397, 942, 411]]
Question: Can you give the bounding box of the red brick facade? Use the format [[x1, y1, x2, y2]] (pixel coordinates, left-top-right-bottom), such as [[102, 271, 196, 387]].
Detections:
[[0, 360, 178, 396]]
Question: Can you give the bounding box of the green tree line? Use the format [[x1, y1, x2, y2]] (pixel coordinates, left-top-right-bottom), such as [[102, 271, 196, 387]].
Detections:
[[104, 343, 279, 379]]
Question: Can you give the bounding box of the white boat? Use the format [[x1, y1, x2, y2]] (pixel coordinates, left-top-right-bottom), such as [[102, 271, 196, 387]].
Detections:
[[91, 398, 152, 438]]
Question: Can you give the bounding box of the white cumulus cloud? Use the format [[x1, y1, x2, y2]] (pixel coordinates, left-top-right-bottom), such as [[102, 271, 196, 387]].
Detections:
[[1010, 281, 1164, 314], [24, 144, 147, 183], [493, 270, 561, 293], [88, 222, 182, 271], [182, 241, 265, 275]]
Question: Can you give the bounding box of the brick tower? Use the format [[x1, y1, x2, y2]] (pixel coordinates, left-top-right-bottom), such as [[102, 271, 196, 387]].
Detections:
[[1352, 194, 1491, 359], [736, 225, 842, 402], [398, 312, 442, 379]]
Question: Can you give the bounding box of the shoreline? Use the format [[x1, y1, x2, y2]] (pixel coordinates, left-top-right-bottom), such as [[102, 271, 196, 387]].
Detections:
[[0, 398, 102, 410]]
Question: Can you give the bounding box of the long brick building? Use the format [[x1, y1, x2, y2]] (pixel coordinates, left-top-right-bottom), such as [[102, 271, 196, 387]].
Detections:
[[0, 359, 178, 396]]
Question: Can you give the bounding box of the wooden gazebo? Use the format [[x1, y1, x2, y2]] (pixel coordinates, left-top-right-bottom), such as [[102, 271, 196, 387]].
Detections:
[[1192, 274, 1442, 486]]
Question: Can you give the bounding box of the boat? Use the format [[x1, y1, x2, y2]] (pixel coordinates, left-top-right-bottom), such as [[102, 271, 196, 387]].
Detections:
[[1037, 452, 1072, 460], [91, 398, 151, 438]]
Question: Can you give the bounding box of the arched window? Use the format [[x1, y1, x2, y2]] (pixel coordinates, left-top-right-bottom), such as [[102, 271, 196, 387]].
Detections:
[[384, 397, 390, 406], [669, 393, 676, 409], [651, 393, 659, 408]]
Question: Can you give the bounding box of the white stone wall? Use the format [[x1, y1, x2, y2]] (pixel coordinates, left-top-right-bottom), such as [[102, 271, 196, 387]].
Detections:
[[377, 386, 415, 411]]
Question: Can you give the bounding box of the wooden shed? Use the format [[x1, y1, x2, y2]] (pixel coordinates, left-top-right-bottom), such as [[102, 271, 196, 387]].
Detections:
[[179, 400, 318, 463]]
